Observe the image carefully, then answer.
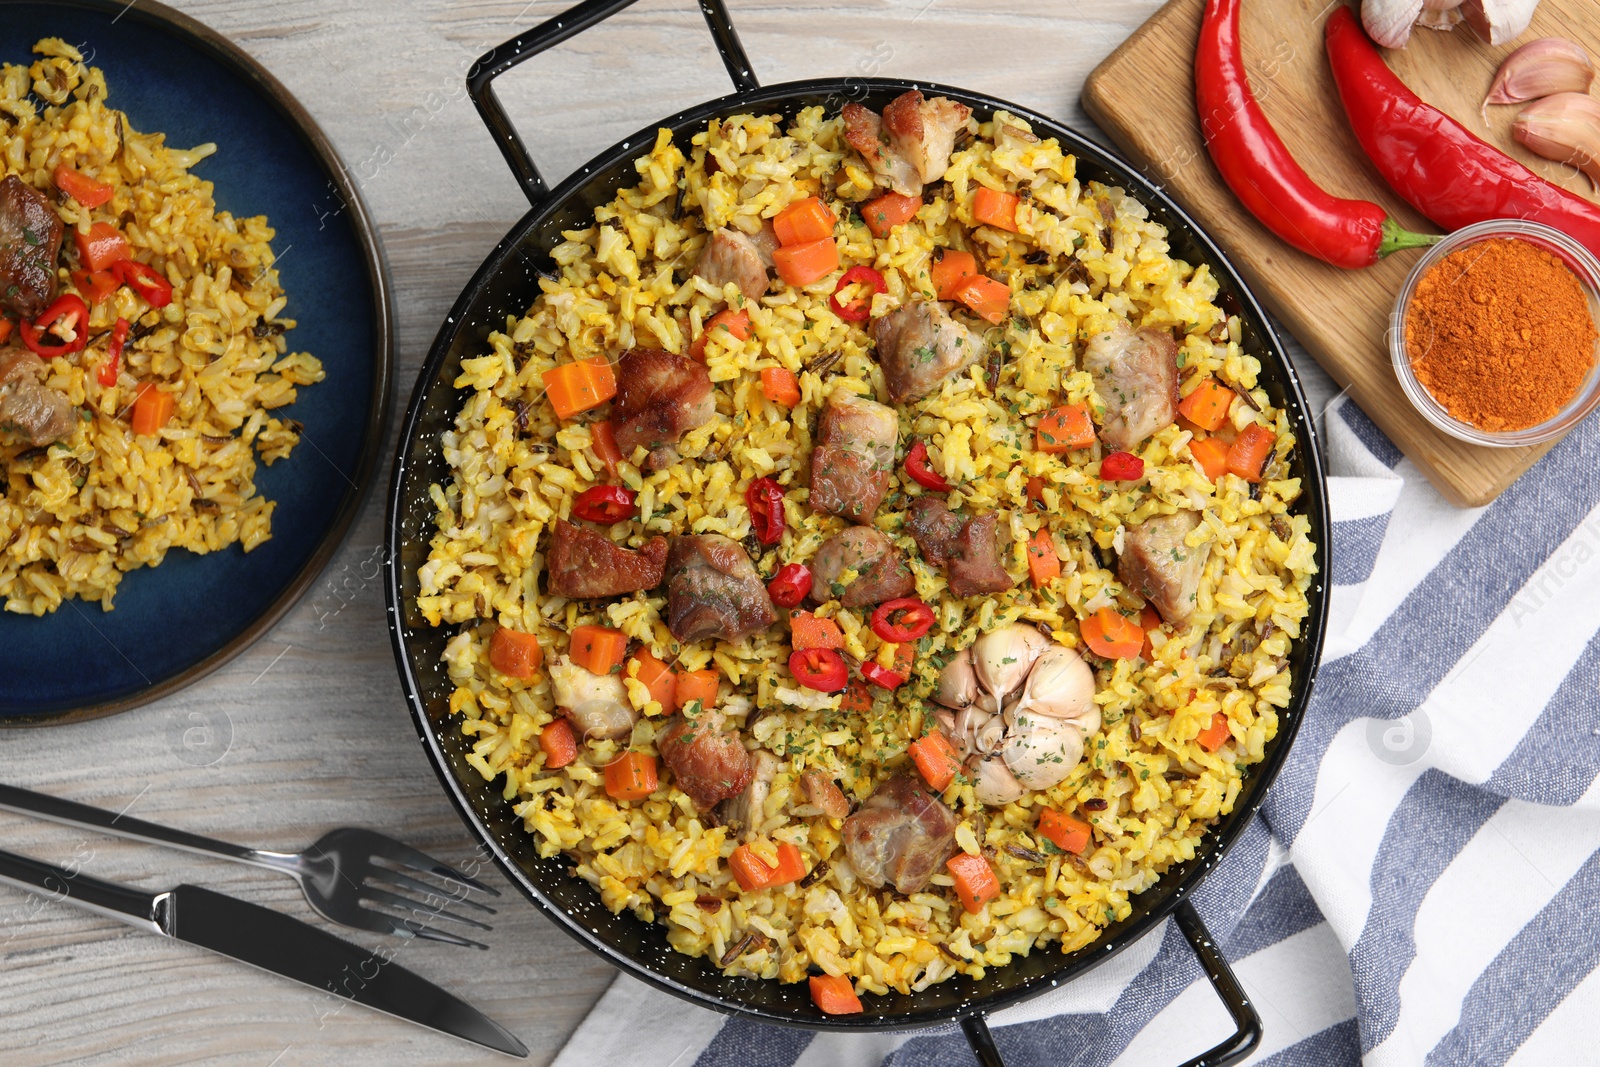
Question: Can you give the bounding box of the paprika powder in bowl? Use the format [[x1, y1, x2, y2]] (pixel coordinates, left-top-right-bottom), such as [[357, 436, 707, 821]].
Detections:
[[1390, 219, 1600, 447]]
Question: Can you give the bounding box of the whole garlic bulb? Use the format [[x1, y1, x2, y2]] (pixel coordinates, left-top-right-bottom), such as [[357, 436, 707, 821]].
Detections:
[[969, 623, 1049, 714], [1006, 646, 1098, 731], [1000, 711, 1086, 791]]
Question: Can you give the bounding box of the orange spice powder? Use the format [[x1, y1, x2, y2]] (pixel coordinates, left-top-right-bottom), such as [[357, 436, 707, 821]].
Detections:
[[1405, 237, 1598, 432]]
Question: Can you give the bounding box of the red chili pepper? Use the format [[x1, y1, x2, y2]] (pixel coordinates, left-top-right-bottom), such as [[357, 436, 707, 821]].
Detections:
[[97, 316, 130, 387], [903, 440, 952, 492], [828, 265, 886, 322], [1325, 8, 1600, 255], [113, 259, 174, 308], [767, 563, 812, 608], [745, 476, 786, 545], [19, 294, 90, 358], [1100, 451, 1144, 481], [571, 485, 636, 524], [870, 597, 934, 644], [789, 647, 848, 692], [1195, 0, 1437, 269], [860, 661, 906, 690]]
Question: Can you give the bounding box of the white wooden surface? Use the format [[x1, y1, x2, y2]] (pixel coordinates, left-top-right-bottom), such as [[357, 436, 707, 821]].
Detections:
[[0, 2, 1338, 1064]]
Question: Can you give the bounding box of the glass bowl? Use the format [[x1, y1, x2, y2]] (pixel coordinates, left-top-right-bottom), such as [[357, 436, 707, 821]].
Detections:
[[1389, 218, 1600, 447]]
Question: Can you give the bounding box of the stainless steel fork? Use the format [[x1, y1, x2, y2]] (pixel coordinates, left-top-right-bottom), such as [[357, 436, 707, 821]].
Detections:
[[0, 782, 498, 949]]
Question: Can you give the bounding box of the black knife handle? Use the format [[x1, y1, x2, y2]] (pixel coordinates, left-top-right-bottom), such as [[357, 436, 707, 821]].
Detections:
[[468, 0, 759, 208], [0, 847, 164, 934]]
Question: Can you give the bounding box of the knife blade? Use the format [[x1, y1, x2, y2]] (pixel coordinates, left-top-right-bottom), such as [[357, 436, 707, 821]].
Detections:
[[0, 847, 527, 1057]]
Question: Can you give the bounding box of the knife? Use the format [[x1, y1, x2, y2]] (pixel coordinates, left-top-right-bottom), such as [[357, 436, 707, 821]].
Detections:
[[0, 847, 528, 1057]]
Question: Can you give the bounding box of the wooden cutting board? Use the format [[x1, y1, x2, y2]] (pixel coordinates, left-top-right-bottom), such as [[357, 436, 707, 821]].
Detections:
[[1082, 0, 1600, 506]]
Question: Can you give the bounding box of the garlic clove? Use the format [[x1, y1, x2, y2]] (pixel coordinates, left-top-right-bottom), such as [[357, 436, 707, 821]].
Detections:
[[1362, 0, 1427, 48], [970, 623, 1049, 713], [1461, 0, 1541, 46], [1513, 92, 1600, 190], [1418, 0, 1465, 30], [1485, 38, 1594, 109], [1001, 711, 1085, 790], [933, 647, 977, 710], [1005, 645, 1098, 730], [971, 755, 1025, 807]]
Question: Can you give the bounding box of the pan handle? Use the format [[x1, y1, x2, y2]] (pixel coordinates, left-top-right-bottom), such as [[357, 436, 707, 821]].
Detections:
[[467, 0, 760, 208], [956, 901, 1260, 1067]]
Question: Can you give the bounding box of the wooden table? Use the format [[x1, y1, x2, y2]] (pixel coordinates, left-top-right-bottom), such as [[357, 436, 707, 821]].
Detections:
[[0, 1, 1339, 1063]]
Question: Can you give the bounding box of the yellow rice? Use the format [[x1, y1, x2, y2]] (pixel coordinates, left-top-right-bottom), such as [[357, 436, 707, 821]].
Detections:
[[0, 39, 323, 614], [420, 105, 1317, 995]]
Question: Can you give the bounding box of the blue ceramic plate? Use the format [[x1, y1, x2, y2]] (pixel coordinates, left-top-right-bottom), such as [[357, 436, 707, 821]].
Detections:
[[0, 0, 392, 725]]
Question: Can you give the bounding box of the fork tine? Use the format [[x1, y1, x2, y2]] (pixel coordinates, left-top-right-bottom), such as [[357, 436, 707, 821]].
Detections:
[[366, 864, 497, 914], [362, 886, 494, 932], [397, 921, 490, 952], [338, 899, 490, 950], [374, 837, 500, 897]]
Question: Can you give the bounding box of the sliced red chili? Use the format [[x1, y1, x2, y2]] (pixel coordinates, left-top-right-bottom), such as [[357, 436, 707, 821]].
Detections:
[[903, 440, 952, 492], [1100, 451, 1145, 481], [19, 294, 90, 358], [97, 316, 130, 387], [767, 563, 812, 608], [828, 265, 886, 322], [746, 476, 786, 545], [789, 647, 848, 692], [113, 259, 173, 309], [870, 597, 934, 644], [860, 661, 906, 690], [571, 485, 636, 524]]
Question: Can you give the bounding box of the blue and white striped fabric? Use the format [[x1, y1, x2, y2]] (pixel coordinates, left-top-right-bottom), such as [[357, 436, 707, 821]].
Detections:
[[552, 396, 1600, 1067]]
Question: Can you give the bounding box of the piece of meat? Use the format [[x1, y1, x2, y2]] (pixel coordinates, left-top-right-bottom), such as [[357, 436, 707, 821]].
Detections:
[[664, 534, 778, 645], [717, 749, 778, 835], [842, 774, 957, 895], [545, 519, 667, 599], [871, 298, 984, 404], [0, 176, 64, 318], [1083, 320, 1178, 450], [906, 497, 1013, 598], [0, 347, 76, 447], [611, 348, 716, 469], [549, 656, 637, 740], [808, 526, 914, 609], [842, 91, 972, 197], [659, 708, 753, 811], [800, 771, 851, 819], [808, 392, 897, 524], [694, 227, 770, 300], [1118, 510, 1211, 627]]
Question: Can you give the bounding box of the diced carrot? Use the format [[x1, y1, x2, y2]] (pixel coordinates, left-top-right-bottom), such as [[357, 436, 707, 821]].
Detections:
[[790, 611, 844, 651], [861, 191, 921, 238], [840, 681, 873, 714], [908, 731, 962, 792], [761, 366, 801, 407], [604, 751, 658, 801], [675, 668, 720, 712], [1079, 607, 1144, 659], [1035, 403, 1096, 453], [53, 164, 115, 209], [773, 197, 837, 247], [690, 308, 751, 361], [947, 852, 1001, 914], [729, 841, 807, 891], [0, 319, 11, 344], [890, 641, 916, 678], [71, 268, 120, 305], [1227, 423, 1277, 483], [930, 249, 977, 300], [1176, 378, 1235, 432], [631, 649, 677, 711], [591, 419, 624, 475], [75, 222, 129, 272], [538, 719, 578, 769], [809, 974, 863, 1015], [951, 274, 1012, 324], [130, 383, 174, 436], [1037, 809, 1094, 855], [1139, 605, 1162, 659], [488, 626, 544, 678], [542, 357, 617, 419], [971, 187, 1021, 232], [1026, 528, 1060, 587], [1189, 436, 1229, 482], [1197, 711, 1232, 752], [569, 624, 627, 677], [1025, 475, 1047, 508], [772, 237, 839, 287]]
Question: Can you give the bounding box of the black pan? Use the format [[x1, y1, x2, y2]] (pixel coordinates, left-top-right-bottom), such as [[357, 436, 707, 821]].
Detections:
[[384, 2, 1331, 1063]]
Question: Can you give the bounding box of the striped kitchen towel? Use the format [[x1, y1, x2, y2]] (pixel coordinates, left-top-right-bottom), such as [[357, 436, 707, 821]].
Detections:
[[553, 396, 1600, 1067]]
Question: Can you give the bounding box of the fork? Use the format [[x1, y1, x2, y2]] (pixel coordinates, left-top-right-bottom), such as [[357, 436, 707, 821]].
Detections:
[[0, 782, 498, 949]]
